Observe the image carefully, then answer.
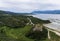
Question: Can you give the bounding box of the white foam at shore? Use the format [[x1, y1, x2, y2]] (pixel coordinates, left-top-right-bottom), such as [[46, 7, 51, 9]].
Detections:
[[32, 14, 60, 31]]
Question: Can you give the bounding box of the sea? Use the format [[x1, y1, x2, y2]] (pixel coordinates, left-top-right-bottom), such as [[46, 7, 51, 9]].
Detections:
[[32, 14, 60, 20], [32, 14, 60, 31]]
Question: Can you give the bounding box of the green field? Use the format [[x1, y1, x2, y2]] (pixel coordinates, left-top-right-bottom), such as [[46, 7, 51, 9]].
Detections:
[[0, 25, 48, 41], [0, 13, 60, 41], [0, 25, 34, 41]]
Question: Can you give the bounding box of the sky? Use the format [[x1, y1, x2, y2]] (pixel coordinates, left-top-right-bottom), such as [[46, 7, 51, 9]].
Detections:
[[0, 0, 60, 12]]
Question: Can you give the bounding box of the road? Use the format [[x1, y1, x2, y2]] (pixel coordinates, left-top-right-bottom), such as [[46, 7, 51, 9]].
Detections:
[[27, 18, 34, 25], [43, 23, 60, 37]]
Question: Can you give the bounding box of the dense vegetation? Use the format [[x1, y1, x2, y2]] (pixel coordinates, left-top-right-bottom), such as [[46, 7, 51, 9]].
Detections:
[[25, 27, 48, 41], [0, 10, 59, 41], [28, 16, 50, 24], [0, 16, 29, 28]]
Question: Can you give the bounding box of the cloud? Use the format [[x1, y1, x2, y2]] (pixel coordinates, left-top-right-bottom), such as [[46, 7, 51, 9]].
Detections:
[[0, 0, 60, 12]]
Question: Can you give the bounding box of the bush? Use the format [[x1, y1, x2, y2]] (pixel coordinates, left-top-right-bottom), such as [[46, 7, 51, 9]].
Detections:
[[25, 27, 48, 41]]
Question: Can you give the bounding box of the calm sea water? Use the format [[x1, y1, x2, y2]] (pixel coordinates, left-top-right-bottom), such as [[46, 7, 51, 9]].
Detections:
[[32, 14, 60, 20], [32, 14, 60, 31]]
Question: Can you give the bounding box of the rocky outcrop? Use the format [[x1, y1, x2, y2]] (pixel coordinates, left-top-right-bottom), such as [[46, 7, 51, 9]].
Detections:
[[33, 24, 43, 31]]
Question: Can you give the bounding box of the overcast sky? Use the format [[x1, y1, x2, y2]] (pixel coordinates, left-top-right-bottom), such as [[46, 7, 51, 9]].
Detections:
[[0, 0, 60, 12]]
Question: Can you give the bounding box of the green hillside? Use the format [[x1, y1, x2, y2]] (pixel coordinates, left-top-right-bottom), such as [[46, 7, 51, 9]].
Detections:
[[0, 12, 60, 41]]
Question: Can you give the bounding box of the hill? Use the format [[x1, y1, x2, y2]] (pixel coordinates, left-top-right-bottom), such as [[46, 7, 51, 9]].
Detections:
[[0, 10, 59, 41], [0, 10, 32, 16], [32, 10, 60, 14]]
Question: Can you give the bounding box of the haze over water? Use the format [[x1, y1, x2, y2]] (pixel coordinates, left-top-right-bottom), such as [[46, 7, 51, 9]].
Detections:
[[32, 14, 60, 31], [32, 14, 60, 20]]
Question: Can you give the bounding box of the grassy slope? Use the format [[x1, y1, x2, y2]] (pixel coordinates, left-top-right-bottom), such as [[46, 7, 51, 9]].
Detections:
[[43, 31, 60, 41], [0, 25, 34, 41], [0, 15, 60, 41], [50, 31, 60, 41], [0, 25, 60, 41]]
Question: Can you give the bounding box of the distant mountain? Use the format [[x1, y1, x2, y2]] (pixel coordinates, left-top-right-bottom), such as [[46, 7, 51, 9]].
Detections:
[[32, 10, 60, 14], [0, 10, 17, 15], [0, 10, 32, 16]]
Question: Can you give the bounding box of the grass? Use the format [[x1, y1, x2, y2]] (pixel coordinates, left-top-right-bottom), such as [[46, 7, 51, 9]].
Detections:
[[43, 31, 60, 41], [49, 31, 60, 41], [1, 25, 34, 41], [0, 25, 60, 41]]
